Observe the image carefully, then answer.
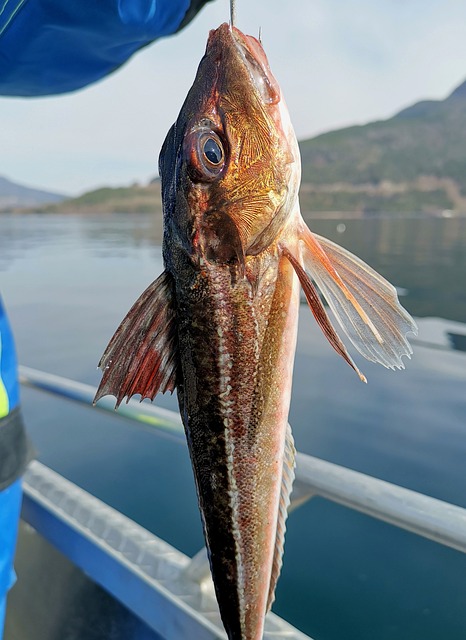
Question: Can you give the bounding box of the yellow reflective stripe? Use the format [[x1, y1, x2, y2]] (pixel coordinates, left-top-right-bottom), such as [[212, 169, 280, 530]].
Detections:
[[0, 376, 8, 418], [0, 332, 10, 417]]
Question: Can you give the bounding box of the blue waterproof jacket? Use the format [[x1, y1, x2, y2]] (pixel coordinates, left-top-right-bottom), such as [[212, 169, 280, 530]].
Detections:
[[0, 298, 28, 491], [0, 298, 29, 626], [0, 0, 213, 96]]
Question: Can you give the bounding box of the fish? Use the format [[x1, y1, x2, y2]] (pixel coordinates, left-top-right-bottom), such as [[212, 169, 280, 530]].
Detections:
[[94, 22, 417, 640]]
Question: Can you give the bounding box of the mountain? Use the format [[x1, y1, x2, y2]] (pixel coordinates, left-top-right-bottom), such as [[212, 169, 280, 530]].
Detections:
[[15, 78, 466, 217], [0, 175, 66, 209], [298, 79, 466, 214]]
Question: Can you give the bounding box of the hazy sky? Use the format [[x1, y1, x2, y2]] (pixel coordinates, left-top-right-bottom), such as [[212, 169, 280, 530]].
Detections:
[[1, 0, 466, 195]]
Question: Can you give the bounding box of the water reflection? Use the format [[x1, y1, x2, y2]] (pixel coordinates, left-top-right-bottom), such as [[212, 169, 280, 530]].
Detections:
[[306, 216, 466, 323], [78, 213, 163, 253], [0, 213, 163, 268], [3, 214, 466, 324]]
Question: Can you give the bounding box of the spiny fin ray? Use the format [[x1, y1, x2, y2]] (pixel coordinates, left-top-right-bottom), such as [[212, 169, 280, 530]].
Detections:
[[301, 228, 417, 370], [94, 270, 179, 407], [283, 247, 367, 382], [284, 220, 417, 374]]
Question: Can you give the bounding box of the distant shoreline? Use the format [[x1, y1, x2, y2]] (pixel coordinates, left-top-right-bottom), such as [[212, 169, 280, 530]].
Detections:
[[2, 208, 463, 220]]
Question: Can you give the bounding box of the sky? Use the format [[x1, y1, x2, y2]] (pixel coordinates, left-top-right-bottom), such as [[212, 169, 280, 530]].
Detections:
[[1, 0, 466, 196]]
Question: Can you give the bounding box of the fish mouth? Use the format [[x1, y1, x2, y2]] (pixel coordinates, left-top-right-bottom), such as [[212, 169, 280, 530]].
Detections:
[[231, 27, 280, 105], [207, 23, 280, 106]]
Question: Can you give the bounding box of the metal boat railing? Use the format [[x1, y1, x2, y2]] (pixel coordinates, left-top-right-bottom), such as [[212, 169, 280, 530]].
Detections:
[[19, 365, 466, 554], [17, 365, 466, 639], [22, 460, 310, 640]]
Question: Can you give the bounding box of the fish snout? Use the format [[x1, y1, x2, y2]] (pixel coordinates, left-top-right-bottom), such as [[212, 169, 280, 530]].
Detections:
[[206, 23, 280, 106], [231, 28, 280, 106]]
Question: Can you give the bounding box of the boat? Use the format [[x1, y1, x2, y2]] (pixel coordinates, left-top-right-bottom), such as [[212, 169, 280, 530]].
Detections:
[[5, 363, 466, 640]]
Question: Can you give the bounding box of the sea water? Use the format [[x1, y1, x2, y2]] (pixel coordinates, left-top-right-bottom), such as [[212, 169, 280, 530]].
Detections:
[[1, 213, 466, 640]]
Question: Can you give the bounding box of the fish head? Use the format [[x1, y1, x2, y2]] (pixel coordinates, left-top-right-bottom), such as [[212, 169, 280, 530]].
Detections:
[[159, 22, 301, 269]]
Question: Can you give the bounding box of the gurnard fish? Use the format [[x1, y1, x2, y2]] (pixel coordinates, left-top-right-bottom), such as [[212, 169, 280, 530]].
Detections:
[[94, 23, 417, 640]]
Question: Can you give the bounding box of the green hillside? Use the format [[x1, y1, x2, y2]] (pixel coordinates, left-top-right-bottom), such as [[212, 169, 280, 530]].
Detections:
[[40, 183, 163, 214], [298, 79, 466, 214]]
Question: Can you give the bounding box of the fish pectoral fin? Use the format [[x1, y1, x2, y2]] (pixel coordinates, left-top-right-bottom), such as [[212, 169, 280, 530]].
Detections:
[[283, 246, 367, 382], [94, 270, 179, 407], [283, 222, 418, 377], [267, 423, 296, 612]]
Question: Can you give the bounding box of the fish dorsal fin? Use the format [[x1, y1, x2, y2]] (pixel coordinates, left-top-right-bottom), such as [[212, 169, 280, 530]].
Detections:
[[94, 270, 178, 407], [266, 423, 296, 612]]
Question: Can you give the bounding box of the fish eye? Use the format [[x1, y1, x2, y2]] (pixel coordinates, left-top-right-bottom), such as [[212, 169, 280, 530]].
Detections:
[[184, 128, 226, 182], [203, 137, 223, 165]]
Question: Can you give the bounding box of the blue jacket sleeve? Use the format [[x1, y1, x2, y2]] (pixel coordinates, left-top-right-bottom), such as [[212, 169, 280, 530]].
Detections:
[[0, 0, 213, 97], [0, 297, 31, 490], [0, 297, 20, 417]]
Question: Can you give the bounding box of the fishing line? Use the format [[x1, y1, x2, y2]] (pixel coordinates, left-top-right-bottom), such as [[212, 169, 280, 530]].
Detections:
[[230, 0, 236, 27]]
